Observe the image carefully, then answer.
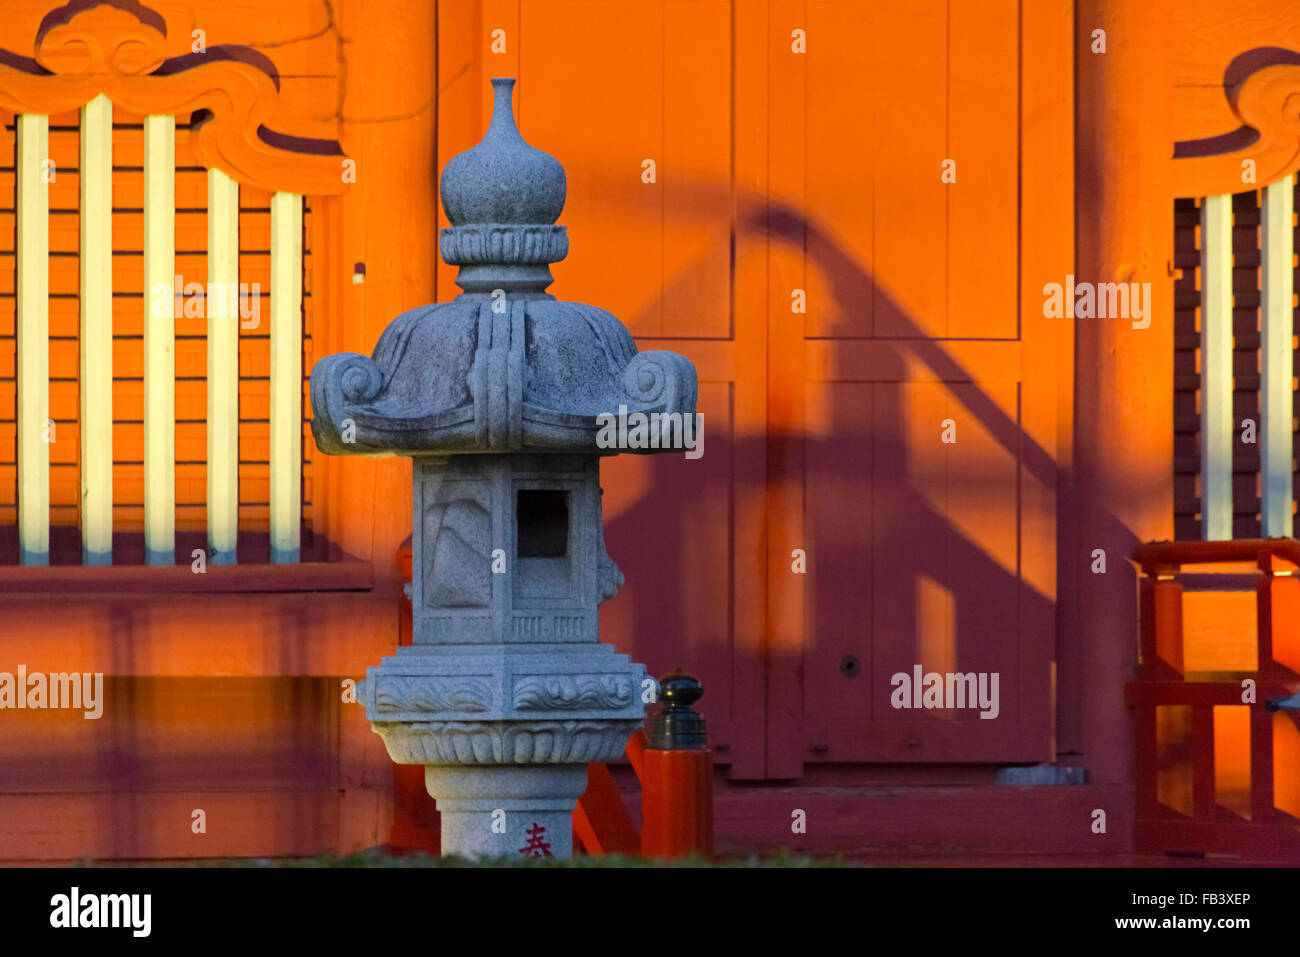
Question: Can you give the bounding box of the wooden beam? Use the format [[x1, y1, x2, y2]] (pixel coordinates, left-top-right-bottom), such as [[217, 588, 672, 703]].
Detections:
[[144, 113, 175, 565], [573, 762, 640, 855], [1260, 174, 1295, 538], [270, 191, 303, 564], [207, 168, 239, 564], [16, 113, 48, 567], [1200, 193, 1234, 540], [80, 94, 113, 565]]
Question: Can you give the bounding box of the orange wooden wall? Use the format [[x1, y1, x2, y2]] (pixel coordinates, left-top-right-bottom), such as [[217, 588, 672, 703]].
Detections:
[[0, 0, 1077, 858], [3, 0, 1297, 860]]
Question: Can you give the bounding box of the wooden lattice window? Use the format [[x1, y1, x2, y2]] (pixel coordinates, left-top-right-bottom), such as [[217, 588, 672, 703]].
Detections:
[[0, 106, 317, 565], [0, 2, 350, 570], [1173, 178, 1299, 541]]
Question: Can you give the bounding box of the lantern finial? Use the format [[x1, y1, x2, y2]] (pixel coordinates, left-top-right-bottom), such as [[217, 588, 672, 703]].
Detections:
[[438, 77, 568, 296]]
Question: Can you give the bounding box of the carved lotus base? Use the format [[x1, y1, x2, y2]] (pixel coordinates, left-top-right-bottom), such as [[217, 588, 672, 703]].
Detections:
[[373, 718, 644, 766]]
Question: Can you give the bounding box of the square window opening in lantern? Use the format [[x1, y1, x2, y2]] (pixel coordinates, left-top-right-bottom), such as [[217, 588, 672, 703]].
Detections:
[[516, 489, 569, 559]]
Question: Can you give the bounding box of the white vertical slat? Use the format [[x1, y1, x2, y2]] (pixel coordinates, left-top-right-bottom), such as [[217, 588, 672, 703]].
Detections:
[[1200, 193, 1234, 540], [143, 114, 175, 565], [207, 169, 239, 564], [269, 191, 303, 564], [1261, 174, 1295, 538], [80, 94, 113, 565], [16, 114, 49, 566]]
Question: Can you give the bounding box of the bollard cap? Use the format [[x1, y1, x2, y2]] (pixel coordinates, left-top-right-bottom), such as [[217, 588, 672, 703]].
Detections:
[[646, 668, 707, 750]]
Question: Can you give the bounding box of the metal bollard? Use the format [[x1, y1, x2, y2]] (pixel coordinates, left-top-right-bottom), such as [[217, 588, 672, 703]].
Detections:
[[641, 669, 714, 859]]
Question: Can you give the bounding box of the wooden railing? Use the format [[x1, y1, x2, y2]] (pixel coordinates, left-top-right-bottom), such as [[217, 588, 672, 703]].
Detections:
[[1128, 538, 1300, 860]]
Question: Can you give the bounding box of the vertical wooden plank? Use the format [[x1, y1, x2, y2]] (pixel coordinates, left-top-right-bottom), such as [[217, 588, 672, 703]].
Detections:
[[1020, 0, 1073, 758], [1212, 704, 1251, 820], [1134, 702, 1161, 819], [947, 0, 1018, 339], [1250, 705, 1274, 824], [143, 113, 175, 565], [207, 169, 239, 564], [1260, 174, 1294, 538], [1200, 193, 1233, 541], [1191, 705, 1216, 820], [437, 0, 487, 306], [766, 0, 808, 778], [516, 0, 664, 335], [80, 94, 113, 566], [804, 0, 873, 338], [1155, 704, 1195, 816], [731, 0, 772, 779], [661, 0, 730, 338], [1153, 577, 1185, 675], [270, 191, 303, 564], [16, 113, 48, 566], [872, 0, 947, 337]]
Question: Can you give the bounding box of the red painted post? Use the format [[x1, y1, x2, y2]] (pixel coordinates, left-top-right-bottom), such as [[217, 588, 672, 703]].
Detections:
[[640, 670, 714, 859], [642, 750, 714, 858]]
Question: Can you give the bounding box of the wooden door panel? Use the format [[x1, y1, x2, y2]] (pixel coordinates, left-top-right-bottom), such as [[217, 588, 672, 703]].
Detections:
[[870, 382, 1024, 750], [802, 378, 1028, 759], [804, 0, 1019, 341], [441, 0, 1066, 778], [768, 0, 1068, 773]]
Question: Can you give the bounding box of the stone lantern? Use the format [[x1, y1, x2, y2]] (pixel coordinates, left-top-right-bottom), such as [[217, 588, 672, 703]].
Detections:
[[309, 77, 698, 858]]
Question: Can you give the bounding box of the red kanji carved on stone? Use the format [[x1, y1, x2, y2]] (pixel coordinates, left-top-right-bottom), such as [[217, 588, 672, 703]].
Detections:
[[519, 823, 553, 858]]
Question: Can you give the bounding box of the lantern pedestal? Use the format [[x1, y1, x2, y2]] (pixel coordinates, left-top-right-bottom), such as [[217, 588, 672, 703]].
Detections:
[[425, 764, 588, 858]]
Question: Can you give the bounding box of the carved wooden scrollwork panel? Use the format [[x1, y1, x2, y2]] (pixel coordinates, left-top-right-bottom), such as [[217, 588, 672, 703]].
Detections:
[[0, 0, 351, 194]]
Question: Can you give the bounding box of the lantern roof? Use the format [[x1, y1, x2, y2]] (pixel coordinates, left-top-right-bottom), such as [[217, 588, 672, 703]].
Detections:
[[310, 77, 698, 456]]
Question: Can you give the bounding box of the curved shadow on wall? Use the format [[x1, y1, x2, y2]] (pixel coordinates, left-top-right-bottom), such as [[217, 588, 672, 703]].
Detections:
[[601, 189, 1141, 785]]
